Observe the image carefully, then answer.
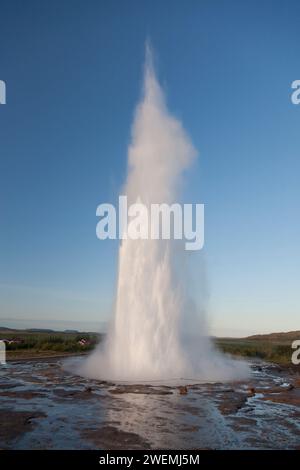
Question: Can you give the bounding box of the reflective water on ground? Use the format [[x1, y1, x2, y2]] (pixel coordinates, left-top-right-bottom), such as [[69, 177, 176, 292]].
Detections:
[[0, 357, 299, 449]]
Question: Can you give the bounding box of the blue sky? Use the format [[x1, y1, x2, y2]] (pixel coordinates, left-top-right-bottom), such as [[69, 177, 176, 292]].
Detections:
[[0, 0, 299, 335]]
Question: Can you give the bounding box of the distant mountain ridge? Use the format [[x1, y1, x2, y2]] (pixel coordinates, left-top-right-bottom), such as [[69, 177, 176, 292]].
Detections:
[[0, 326, 299, 340], [0, 326, 82, 334], [246, 331, 300, 342]]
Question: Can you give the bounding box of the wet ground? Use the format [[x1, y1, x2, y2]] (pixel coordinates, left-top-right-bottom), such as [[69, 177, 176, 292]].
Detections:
[[0, 357, 299, 449]]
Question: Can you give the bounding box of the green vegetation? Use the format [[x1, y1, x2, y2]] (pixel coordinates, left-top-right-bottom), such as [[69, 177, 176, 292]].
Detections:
[[0, 328, 102, 358], [1, 327, 298, 365], [215, 335, 298, 365]]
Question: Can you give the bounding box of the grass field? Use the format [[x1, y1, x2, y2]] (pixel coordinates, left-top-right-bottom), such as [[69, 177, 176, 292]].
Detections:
[[0, 328, 102, 359], [216, 331, 300, 365], [1, 327, 299, 364]]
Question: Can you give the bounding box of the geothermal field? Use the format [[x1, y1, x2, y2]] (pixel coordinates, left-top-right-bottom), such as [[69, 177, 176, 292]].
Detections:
[[0, 356, 299, 449], [1, 1, 300, 457], [0, 49, 299, 451]]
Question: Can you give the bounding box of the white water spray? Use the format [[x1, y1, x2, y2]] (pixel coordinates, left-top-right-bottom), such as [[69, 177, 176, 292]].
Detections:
[[79, 45, 249, 383]]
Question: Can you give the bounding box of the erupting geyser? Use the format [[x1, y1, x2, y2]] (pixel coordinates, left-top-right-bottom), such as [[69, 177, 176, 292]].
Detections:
[[79, 45, 249, 383]]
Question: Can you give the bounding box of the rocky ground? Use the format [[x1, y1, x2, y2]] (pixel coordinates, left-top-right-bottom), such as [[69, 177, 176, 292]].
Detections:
[[0, 358, 299, 449]]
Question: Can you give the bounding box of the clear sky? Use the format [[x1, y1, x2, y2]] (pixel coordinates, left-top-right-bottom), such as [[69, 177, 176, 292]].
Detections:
[[0, 0, 299, 336]]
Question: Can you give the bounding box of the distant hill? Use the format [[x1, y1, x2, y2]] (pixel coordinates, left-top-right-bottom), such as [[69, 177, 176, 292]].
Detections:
[[246, 331, 300, 342], [25, 328, 56, 333], [0, 326, 98, 336], [1, 326, 298, 342]]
